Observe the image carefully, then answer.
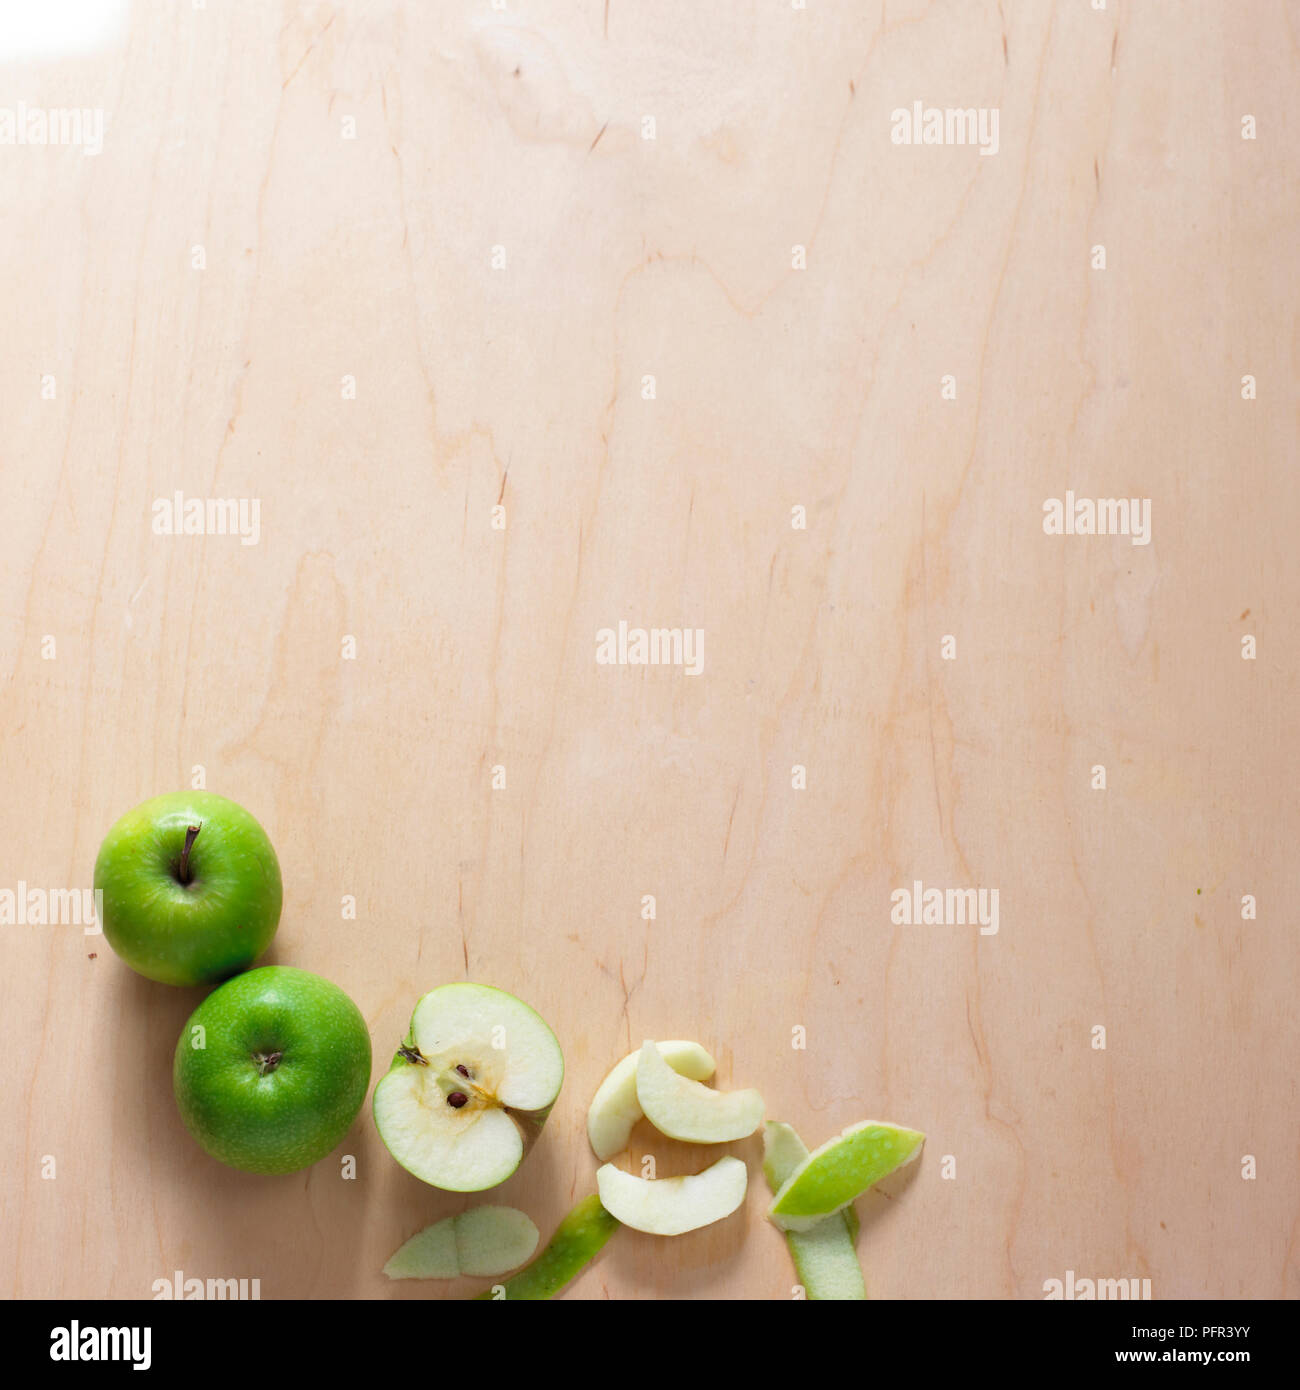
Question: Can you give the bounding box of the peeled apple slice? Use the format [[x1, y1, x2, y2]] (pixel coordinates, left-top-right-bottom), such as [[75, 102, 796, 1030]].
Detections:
[[763, 1122, 864, 1300], [383, 1205, 539, 1279], [768, 1120, 924, 1232], [587, 1040, 716, 1159], [635, 1040, 764, 1143], [595, 1156, 748, 1235]]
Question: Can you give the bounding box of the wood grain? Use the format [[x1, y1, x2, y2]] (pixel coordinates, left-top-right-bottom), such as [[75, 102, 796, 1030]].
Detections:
[[1, 0, 1297, 1300]]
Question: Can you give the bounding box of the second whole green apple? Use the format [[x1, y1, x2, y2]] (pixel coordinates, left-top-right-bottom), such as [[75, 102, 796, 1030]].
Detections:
[[173, 966, 372, 1175]]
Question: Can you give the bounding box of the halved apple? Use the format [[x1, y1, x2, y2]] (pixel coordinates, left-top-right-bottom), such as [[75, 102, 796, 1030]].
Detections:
[[635, 1039, 763, 1143], [768, 1119, 924, 1232], [373, 984, 564, 1192], [383, 1205, 539, 1279], [587, 1040, 716, 1159], [596, 1155, 748, 1235]]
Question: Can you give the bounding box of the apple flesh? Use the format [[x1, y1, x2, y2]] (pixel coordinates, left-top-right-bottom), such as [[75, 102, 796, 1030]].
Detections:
[[95, 791, 282, 986], [587, 1040, 716, 1159], [768, 1120, 924, 1232], [595, 1156, 748, 1236], [635, 1040, 764, 1143], [763, 1122, 865, 1300], [383, 1206, 539, 1280], [373, 984, 564, 1192]]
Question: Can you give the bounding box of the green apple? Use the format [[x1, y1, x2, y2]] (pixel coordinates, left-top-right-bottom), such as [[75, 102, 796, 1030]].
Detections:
[[474, 1194, 619, 1300], [635, 1040, 764, 1143], [172, 966, 372, 1175], [768, 1119, 924, 1232], [384, 1206, 539, 1280], [373, 984, 563, 1192], [763, 1122, 865, 1300], [586, 1040, 716, 1159], [595, 1155, 748, 1235], [95, 791, 282, 985]]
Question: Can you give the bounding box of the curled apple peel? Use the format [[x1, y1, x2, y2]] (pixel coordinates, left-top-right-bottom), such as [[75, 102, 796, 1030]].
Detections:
[[768, 1119, 924, 1232]]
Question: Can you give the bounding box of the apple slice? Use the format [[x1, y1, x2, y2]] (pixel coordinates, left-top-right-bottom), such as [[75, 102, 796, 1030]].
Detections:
[[763, 1122, 864, 1300], [596, 1156, 747, 1235], [383, 1206, 539, 1280], [634, 1039, 764, 1143], [474, 1194, 619, 1300], [384, 1215, 457, 1280], [587, 1040, 716, 1159], [373, 984, 564, 1192], [768, 1119, 924, 1232]]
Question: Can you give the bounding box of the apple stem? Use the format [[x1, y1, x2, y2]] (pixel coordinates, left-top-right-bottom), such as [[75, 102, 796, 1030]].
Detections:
[[178, 824, 201, 885], [253, 1051, 283, 1076]]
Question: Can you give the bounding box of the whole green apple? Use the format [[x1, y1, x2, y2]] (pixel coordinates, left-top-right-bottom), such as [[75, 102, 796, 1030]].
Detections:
[[173, 966, 372, 1175], [94, 791, 282, 985]]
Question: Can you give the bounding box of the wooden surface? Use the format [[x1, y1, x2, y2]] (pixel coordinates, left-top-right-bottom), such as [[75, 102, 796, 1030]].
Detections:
[[2, 0, 1298, 1301]]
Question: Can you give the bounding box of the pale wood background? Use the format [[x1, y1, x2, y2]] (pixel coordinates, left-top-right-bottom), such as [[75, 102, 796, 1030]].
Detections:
[[2, 0, 1297, 1300]]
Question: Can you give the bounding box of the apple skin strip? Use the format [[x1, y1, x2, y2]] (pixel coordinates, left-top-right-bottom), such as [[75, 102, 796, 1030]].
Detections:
[[763, 1122, 866, 1301], [474, 1194, 619, 1300], [768, 1120, 924, 1231]]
